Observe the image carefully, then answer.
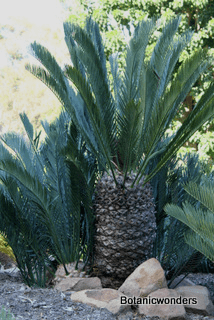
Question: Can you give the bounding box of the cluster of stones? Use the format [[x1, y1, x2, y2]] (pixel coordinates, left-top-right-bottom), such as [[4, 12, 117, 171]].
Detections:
[[53, 258, 214, 319]]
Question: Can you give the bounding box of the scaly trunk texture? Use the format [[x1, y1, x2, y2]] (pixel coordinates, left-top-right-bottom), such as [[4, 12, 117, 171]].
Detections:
[[93, 170, 156, 286]]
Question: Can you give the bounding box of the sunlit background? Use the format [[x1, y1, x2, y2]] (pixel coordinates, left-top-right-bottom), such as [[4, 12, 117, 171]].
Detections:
[[0, 0, 64, 25], [0, 0, 73, 134]]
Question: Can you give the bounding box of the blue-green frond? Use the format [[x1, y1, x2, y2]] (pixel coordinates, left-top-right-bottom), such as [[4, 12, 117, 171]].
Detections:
[[117, 100, 143, 175], [150, 16, 181, 79], [19, 112, 34, 141], [29, 42, 67, 91], [140, 65, 214, 185], [25, 64, 70, 108], [64, 22, 86, 76], [64, 22, 116, 145], [120, 18, 155, 106], [184, 181, 214, 214], [64, 65, 113, 171], [142, 29, 193, 144], [85, 16, 107, 81], [185, 231, 214, 262], [164, 201, 214, 261]]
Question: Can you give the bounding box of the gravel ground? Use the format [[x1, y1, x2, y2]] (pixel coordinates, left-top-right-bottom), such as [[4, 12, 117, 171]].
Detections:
[[0, 273, 214, 320], [0, 279, 118, 320]]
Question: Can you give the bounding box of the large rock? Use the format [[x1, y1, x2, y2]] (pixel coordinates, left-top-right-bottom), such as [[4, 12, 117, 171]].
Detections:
[[70, 288, 131, 315], [138, 288, 186, 320], [52, 258, 214, 319], [54, 277, 102, 292], [175, 285, 214, 316], [0, 266, 22, 281], [54, 262, 87, 283], [118, 258, 167, 297]]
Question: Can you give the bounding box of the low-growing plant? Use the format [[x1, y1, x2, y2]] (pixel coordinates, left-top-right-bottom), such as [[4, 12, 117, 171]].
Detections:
[[0, 306, 15, 320], [165, 174, 214, 266], [0, 111, 98, 287], [149, 150, 214, 284]]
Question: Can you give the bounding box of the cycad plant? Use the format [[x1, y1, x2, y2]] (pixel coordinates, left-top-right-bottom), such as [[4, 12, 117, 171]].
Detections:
[[150, 152, 212, 285], [165, 177, 214, 266], [0, 111, 97, 286], [26, 16, 214, 284]]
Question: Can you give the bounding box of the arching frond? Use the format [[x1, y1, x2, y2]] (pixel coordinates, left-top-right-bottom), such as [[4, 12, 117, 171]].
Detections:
[[29, 41, 67, 91], [165, 189, 214, 262], [185, 231, 214, 263], [144, 80, 214, 184], [121, 18, 156, 106], [184, 179, 214, 214]]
